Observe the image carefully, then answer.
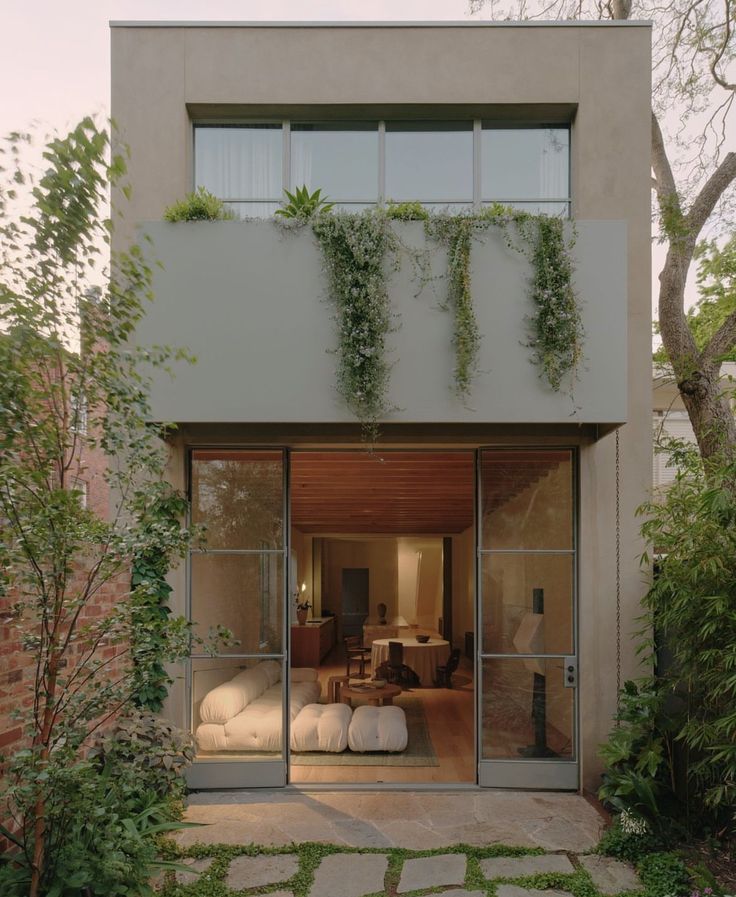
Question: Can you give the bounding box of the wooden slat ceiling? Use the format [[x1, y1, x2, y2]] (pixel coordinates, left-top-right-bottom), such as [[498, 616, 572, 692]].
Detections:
[[290, 450, 565, 535]]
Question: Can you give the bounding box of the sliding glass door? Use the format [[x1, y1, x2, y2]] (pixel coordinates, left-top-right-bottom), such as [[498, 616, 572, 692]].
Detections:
[[186, 449, 288, 789], [478, 449, 578, 789]]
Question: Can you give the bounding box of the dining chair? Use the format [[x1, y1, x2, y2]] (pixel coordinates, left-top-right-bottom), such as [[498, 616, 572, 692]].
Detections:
[[435, 648, 461, 688], [344, 635, 370, 679]]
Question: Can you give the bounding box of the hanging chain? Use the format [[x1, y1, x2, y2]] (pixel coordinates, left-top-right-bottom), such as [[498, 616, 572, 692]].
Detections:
[[615, 429, 622, 714]]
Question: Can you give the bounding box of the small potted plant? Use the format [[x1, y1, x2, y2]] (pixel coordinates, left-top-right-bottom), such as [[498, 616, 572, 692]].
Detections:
[[295, 583, 311, 625]]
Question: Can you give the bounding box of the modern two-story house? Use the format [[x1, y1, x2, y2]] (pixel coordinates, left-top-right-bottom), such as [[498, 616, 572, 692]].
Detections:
[[111, 20, 652, 794]]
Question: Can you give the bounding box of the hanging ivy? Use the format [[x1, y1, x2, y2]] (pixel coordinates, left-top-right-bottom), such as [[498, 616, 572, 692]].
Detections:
[[423, 215, 482, 399], [527, 216, 583, 391], [311, 211, 399, 441]]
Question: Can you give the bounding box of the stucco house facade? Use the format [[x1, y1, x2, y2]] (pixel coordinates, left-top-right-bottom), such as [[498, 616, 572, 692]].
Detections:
[[111, 20, 652, 793]]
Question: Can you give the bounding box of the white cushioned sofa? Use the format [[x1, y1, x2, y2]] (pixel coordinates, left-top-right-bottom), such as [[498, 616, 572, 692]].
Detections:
[[195, 660, 320, 752]]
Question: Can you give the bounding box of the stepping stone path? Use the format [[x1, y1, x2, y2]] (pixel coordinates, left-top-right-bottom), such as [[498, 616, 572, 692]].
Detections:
[[226, 853, 299, 890], [579, 855, 642, 895], [308, 853, 388, 897], [167, 849, 642, 896], [481, 855, 575, 878], [397, 853, 467, 893]]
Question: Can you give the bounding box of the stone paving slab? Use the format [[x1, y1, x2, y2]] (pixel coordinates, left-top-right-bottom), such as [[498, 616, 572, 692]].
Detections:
[[309, 852, 388, 897], [397, 854, 467, 893], [183, 790, 604, 851], [496, 886, 574, 897], [481, 854, 575, 879], [578, 855, 642, 895], [225, 854, 299, 890], [174, 857, 213, 885]]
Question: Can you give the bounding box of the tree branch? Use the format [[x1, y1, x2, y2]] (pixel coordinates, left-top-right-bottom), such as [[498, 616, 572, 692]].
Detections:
[[702, 306, 736, 363], [686, 150, 736, 236]]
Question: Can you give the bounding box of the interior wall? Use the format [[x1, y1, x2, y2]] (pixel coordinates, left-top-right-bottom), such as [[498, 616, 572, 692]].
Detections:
[[322, 538, 399, 639], [397, 538, 443, 631], [291, 527, 315, 615]]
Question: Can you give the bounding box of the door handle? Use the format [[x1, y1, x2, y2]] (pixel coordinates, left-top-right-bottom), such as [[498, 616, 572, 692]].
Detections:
[[563, 656, 577, 688]]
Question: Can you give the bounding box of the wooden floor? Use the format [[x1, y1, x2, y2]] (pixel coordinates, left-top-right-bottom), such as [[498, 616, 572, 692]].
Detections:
[[289, 646, 476, 785]]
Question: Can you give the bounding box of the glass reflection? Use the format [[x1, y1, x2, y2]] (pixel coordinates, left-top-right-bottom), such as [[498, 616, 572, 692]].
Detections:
[[191, 554, 283, 655], [291, 123, 378, 202], [385, 122, 473, 202], [482, 658, 573, 760], [481, 127, 569, 202], [481, 554, 573, 655], [191, 451, 283, 550], [481, 450, 573, 550]]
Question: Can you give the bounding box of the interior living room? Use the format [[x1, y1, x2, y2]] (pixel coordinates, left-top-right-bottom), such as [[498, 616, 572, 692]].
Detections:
[[288, 450, 476, 784]]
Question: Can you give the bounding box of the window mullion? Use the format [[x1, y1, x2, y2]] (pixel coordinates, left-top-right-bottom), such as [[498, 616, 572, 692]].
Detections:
[[473, 119, 482, 209], [282, 120, 290, 195], [378, 120, 386, 205]]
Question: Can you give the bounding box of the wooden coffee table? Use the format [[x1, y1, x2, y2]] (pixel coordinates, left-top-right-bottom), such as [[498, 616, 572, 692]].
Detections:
[[339, 683, 402, 707]]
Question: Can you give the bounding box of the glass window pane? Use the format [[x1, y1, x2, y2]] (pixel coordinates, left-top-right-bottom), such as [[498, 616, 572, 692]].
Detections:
[[194, 125, 282, 202], [192, 657, 285, 758], [291, 124, 378, 202], [385, 122, 473, 202], [482, 127, 569, 201], [481, 554, 573, 655], [482, 658, 573, 759], [481, 450, 573, 550], [191, 450, 283, 550], [191, 554, 283, 654]]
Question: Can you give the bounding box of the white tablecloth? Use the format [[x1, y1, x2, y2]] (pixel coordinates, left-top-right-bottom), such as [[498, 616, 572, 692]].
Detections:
[[370, 637, 450, 687]]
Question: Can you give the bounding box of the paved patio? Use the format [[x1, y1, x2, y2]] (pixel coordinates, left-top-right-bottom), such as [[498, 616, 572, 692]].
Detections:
[[182, 789, 607, 852]]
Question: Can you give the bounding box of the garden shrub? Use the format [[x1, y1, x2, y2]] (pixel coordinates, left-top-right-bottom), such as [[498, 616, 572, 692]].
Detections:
[[90, 710, 196, 810]]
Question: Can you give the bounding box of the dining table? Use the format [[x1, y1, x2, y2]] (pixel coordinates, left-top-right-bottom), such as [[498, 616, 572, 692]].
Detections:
[[370, 636, 450, 687]]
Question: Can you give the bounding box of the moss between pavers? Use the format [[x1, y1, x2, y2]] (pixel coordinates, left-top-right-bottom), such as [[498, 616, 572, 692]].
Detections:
[[156, 841, 636, 897]]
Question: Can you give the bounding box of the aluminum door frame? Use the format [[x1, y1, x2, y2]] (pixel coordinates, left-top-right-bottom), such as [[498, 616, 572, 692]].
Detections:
[[186, 447, 289, 789], [476, 447, 579, 790]]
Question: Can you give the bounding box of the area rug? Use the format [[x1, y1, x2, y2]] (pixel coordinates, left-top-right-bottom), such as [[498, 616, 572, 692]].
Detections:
[[290, 697, 439, 766]]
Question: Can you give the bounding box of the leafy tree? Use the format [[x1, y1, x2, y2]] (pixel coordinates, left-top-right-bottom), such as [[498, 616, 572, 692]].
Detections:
[[689, 236, 736, 362], [471, 0, 736, 468], [0, 119, 193, 896]]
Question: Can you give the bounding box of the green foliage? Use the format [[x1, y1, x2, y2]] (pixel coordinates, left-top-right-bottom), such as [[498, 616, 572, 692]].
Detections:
[[689, 237, 736, 362], [638, 852, 691, 897], [0, 119, 196, 896], [527, 215, 583, 391], [639, 444, 736, 819], [598, 679, 678, 827], [384, 200, 429, 221], [163, 186, 234, 222], [312, 211, 398, 440], [424, 214, 482, 398], [89, 711, 196, 805], [275, 185, 334, 220], [0, 759, 193, 897], [596, 815, 668, 864], [130, 491, 191, 711]]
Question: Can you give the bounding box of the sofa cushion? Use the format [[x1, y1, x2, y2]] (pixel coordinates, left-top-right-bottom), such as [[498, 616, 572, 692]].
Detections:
[[347, 705, 408, 753], [291, 703, 352, 753], [290, 667, 318, 683], [199, 663, 271, 724]]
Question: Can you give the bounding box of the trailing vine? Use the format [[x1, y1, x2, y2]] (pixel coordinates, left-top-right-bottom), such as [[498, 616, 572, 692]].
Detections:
[[311, 211, 399, 441], [527, 216, 583, 391], [423, 215, 482, 399]]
